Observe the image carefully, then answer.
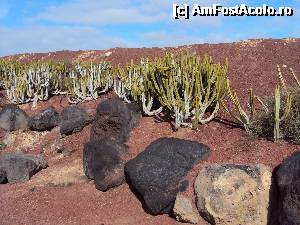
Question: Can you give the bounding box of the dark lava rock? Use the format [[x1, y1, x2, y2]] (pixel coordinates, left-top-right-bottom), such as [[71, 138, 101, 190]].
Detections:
[[124, 137, 210, 215], [0, 167, 7, 184], [83, 139, 128, 191], [29, 107, 61, 131], [276, 151, 300, 225], [60, 105, 92, 135], [90, 98, 140, 143], [0, 153, 48, 183], [0, 104, 29, 131]]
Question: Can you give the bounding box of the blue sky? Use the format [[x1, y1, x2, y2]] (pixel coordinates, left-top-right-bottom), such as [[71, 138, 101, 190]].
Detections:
[[0, 0, 299, 56]]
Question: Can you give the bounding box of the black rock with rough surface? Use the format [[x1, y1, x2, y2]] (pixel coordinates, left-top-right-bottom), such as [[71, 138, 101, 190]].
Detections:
[[0, 153, 48, 183], [276, 151, 300, 225], [29, 107, 61, 131], [83, 139, 127, 191], [0, 104, 29, 131], [60, 105, 92, 135], [124, 137, 210, 215], [0, 167, 7, 184], [90, 98, 140, 143]]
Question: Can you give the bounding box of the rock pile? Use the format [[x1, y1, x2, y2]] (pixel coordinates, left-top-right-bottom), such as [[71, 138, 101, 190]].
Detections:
[[2, 101, 300, 225], [83, 97, 140, 191]]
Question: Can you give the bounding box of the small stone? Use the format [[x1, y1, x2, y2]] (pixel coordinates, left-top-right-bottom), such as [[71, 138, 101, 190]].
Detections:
[[60, 105, 92, 135], [2, 132, 16, 146], [29, 107, 60, 131], [0, 104, 29, 131], [0, 153, 48, 183], [173, 194, 200, 224]]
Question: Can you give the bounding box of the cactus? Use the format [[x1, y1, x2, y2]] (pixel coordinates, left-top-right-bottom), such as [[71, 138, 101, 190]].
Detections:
[[273, 85, 292, 142], [113, 66, 132, 103], [0, 51, 227, 128], [0, 61, 52, 106], [222, 79, 268, 133], [68, 62, 113, 104], [51, 62, 72, 95], [277, 64, 287, 91], [148, 52, 227, 129], [290, 67, 300, 87], [0, 60, 113, 105], [113, 59, 163, 114]]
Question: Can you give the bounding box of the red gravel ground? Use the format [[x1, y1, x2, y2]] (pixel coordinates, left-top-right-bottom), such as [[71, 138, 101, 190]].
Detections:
[[1, 38, 300, 225]]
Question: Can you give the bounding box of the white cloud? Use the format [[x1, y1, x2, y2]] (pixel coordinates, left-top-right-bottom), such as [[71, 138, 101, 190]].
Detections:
[[33, 0, 247, 25], [0, 25, 129, 56], [1, 0, 297, 56], [34, 0, 167, 25]]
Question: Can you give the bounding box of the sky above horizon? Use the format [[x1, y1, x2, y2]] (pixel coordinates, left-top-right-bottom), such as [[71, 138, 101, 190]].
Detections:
[[0, 0, 299, 56]]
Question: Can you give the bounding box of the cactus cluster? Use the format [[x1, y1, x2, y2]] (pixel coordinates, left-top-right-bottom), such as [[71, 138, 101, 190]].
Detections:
[[113, 52, 228, 129], [0, 51, 228, 129], [0, 61, 52, 106], [1, 53, 299, 142], [0, 60, 113, 106], [68, 62, 113, 104]]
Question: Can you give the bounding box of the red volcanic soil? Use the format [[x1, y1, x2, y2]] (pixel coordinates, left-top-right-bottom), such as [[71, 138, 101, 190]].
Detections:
[[1, 38, 300, 225]]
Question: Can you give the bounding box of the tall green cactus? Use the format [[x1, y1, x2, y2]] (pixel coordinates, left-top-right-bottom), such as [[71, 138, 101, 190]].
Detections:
[[222, 79, 268, 133], [274, 85, 292, 142], [146, 51, 227, 129]]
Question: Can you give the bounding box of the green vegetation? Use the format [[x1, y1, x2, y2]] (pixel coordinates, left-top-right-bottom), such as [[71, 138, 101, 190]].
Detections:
[[222, 81, 269, 134], [224, 64, 300, 144], [0, 51, 228, 129], [1, 54, 300, 144], [0, 60, 113, 106], [116, 52, 228, 129]]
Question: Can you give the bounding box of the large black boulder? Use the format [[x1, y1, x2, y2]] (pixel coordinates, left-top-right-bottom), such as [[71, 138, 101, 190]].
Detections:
[[90, 98, 140, 143], [276, 151, 300, 225], [29, 107, 61, 131], [60, 105, 92, 135], [0, 153, 48, 183], [124, 137, 210, 215], [0, 104, 29, 131], [83, 139, 128, 191]]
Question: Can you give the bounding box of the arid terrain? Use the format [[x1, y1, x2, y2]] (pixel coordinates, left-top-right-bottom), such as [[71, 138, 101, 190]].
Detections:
[[1, 38, 300, 225]]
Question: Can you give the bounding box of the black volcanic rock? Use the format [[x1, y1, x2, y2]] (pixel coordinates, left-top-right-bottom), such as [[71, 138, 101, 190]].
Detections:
[[125, 137, 210, 215]]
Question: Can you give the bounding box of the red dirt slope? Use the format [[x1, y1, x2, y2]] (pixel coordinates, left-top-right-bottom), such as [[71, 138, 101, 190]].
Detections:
[[1, 38, 300, 225]]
